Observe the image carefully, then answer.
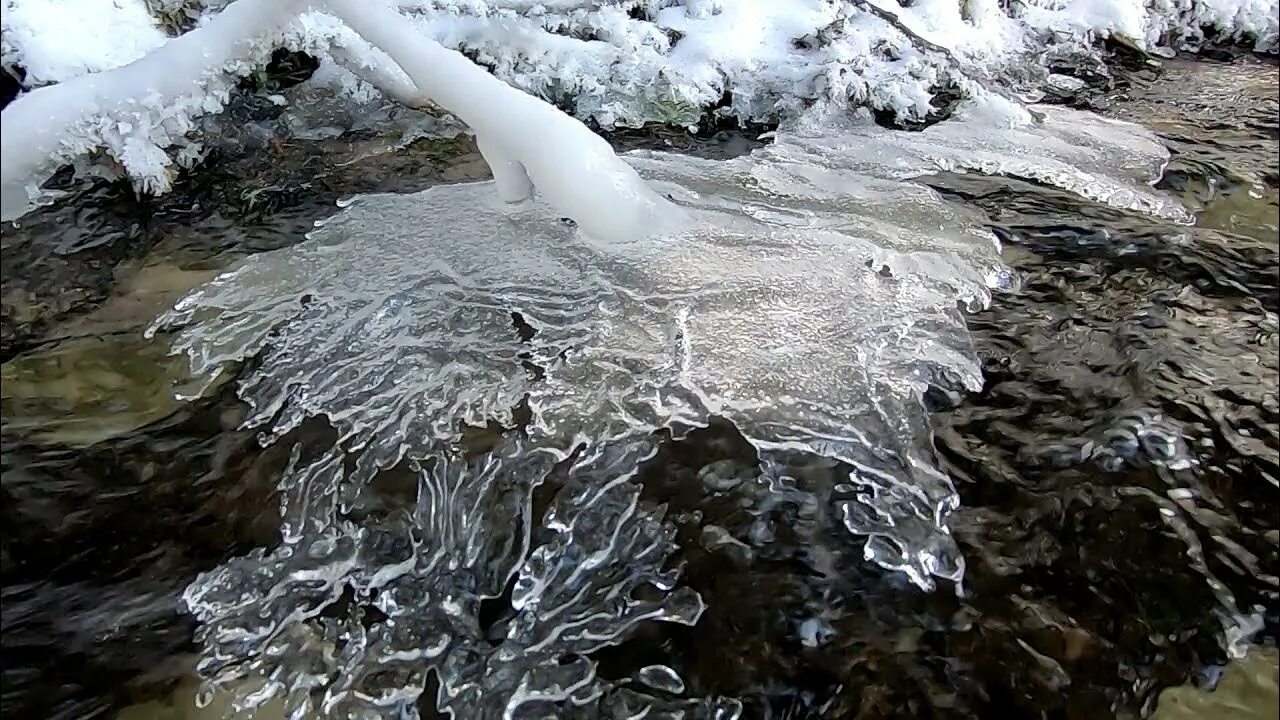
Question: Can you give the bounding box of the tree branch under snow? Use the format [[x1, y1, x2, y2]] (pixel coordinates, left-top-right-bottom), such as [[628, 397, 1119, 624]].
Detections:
[[324, 40, 436, 112], [1, 0, 679, 245], [0, 0, 306, 221]]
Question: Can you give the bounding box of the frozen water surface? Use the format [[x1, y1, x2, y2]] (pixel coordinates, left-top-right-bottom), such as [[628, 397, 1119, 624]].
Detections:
[[152, 105, 1185, 716]]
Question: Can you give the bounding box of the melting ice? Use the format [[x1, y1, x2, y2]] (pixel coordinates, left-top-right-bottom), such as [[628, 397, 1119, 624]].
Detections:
[[152, 101, 1185, 717]]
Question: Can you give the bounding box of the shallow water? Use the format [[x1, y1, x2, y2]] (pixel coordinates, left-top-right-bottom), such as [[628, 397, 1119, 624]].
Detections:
[[1, 55, 1276, 719]]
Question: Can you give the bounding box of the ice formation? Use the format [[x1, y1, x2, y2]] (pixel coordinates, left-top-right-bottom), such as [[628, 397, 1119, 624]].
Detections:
[[2, 0, 1276, 216], [0, 0, 305, 220], [152, 100, 1186, 716], [777, 99, 1195, 222], [0, 0, 167, 85]]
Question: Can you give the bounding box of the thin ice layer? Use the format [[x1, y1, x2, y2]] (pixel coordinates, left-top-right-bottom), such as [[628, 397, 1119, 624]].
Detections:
[[156, 152, 1006, 587], [152, 101, 1185, 594], [772, 101, 1194, 222], [157, 145, 1001, 716], [184, 436, 736, 718]]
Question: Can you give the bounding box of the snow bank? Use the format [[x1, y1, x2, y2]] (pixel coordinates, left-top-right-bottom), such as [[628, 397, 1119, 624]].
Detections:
[[0, 0, 167, 85], [378, 0, 1277, 127], [1, 0, 1274, 214]]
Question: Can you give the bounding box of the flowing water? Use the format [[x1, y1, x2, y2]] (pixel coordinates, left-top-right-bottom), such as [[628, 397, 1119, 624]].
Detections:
[[1, 55, 1276, 719]]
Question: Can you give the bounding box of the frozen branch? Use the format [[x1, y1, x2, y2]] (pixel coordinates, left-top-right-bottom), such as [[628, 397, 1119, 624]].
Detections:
[[317, 0, 679, 243], [1, 0, 679, 244], [1, 0, 307, 221]]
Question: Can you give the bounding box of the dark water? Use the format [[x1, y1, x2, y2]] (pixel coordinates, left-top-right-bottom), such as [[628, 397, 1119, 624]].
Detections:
[[1, 56, 1276, 719]]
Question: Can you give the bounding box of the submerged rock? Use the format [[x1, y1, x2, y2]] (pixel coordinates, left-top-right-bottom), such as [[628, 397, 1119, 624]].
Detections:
[[0, 333, 224, 447], [1153, 647, 1279, 720]]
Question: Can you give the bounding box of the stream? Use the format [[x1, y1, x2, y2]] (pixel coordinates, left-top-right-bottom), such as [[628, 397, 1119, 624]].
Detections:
[[1, 53, 1276, 720]]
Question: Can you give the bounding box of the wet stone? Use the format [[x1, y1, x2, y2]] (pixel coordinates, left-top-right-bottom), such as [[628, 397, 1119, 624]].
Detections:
[[1, 334, 226, 447]]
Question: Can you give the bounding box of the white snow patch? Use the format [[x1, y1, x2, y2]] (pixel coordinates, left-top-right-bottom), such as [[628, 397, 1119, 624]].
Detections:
[[1, 0, 168, 85], [0, 0, 1274, 215]]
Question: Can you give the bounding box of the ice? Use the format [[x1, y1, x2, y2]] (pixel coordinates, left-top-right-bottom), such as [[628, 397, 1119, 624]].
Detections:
[[774, 100, 1194, 222], [184, 437, 736, 718], [152, 100, 1184, 715], [154, 143, 1009, 584]]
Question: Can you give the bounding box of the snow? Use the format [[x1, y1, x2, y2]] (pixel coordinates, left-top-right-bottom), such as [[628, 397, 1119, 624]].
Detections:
[[1, 0, 1275, 215], [323, 0, 682, 243], [1019, 0, 1279, 51], [1, 0, 306, 220], [0, 0, 168, 85]]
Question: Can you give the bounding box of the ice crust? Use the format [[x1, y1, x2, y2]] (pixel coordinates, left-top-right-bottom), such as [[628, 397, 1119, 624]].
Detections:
[[152, 104, 1183, 717]]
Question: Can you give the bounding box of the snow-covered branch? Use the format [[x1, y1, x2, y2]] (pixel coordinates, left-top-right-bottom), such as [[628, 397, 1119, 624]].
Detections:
[[318, 0, 677, 243], [1, 0, 677, 244], [1, 0, 306, 221], [4, 0, 1275, 228]]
